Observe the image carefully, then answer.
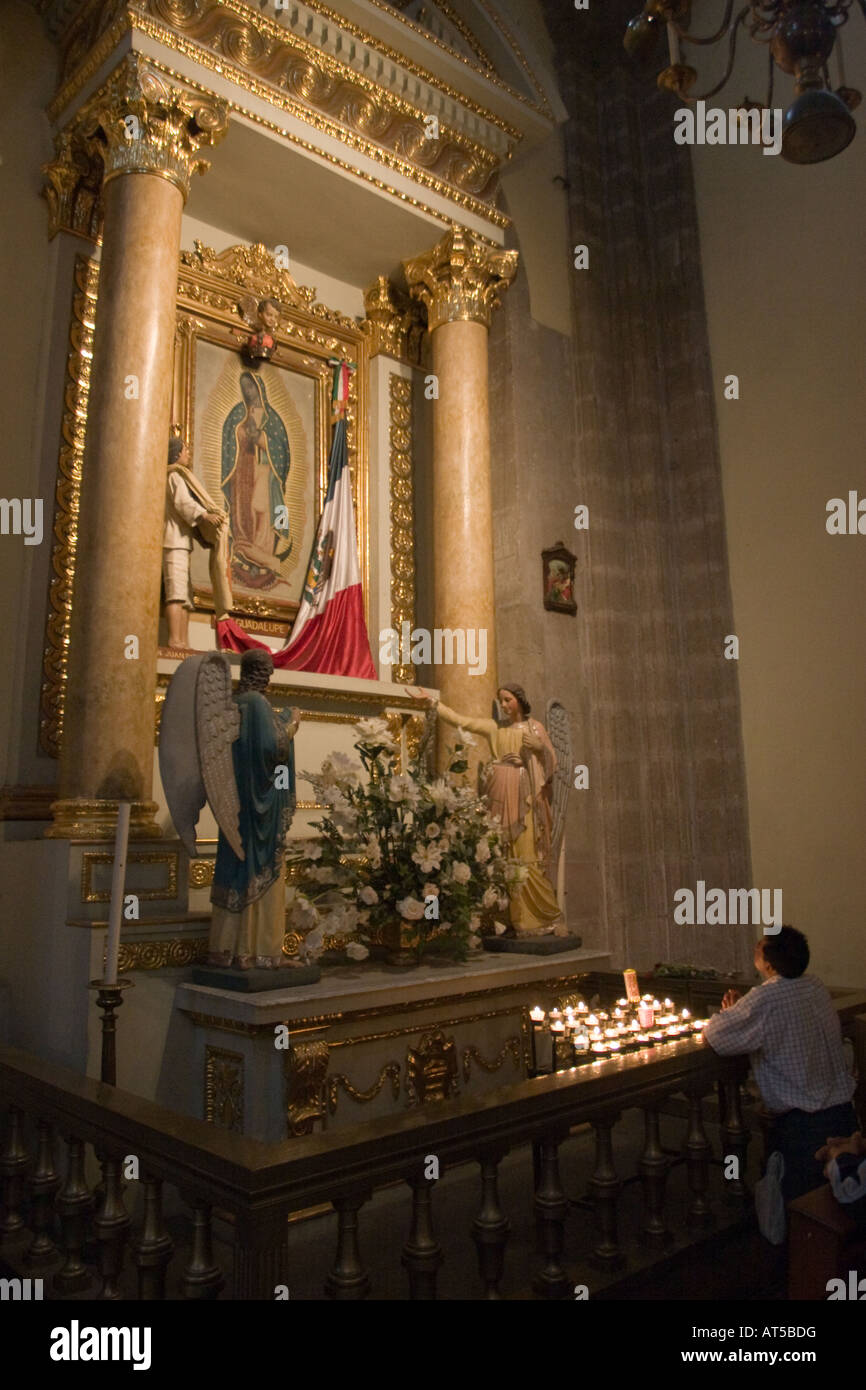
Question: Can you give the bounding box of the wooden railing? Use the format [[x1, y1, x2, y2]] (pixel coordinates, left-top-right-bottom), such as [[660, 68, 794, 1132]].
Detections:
[[2, 992, 863, 1301]]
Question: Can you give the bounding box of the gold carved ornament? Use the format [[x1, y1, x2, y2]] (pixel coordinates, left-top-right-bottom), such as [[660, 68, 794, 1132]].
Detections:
[[52, 1, 512, 209], [284, 1038, 330, 1137], [360, 277, 426, 366], [404, 226, 518, 332], [405, 1029, 459, 1106], [117, 937, 209, 971], [204, 1045, 244, 1131], [461, 1036, 522, 1083], [327, 1062, 402, 1114], [40, 256, 96, 758], [189, 859, 215, 890], [85, 55, 226, 200], [388, 374, 416, 687]]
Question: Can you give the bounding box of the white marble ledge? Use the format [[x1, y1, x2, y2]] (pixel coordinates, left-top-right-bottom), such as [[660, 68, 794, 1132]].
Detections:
[[174, 948, 610, 1026]]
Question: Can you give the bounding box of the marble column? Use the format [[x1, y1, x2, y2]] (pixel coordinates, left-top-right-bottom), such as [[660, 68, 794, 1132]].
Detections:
[[49, 59, 227, 839], [404, 229, 517, 742]]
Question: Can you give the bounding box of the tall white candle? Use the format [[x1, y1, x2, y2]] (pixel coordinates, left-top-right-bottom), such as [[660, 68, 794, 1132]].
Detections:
[[104, 801, 131, 987]]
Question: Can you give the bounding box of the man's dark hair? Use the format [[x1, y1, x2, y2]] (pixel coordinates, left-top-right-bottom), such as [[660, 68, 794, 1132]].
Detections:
[[763, 925, 810, 978], [168, 435, 184, 466]]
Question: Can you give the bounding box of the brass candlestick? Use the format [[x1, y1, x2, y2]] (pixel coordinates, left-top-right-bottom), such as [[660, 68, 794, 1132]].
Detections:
[[89, 979, 133, 1086]]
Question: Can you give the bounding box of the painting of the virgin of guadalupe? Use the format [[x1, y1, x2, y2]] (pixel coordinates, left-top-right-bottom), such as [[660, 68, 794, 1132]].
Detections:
[[190, 340, 317, 617], [221, 369, 292, 590]]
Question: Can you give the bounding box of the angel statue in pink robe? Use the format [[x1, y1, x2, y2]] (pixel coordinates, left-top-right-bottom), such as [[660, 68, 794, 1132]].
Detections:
[[407, 682, 563, 934]]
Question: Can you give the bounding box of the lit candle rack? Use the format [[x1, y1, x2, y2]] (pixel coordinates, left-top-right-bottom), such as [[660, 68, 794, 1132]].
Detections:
[[527, 985, 708, 1075]]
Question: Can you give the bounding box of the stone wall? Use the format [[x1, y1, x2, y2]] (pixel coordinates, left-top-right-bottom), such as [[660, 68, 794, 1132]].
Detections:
[[488, 1, 753, 975]]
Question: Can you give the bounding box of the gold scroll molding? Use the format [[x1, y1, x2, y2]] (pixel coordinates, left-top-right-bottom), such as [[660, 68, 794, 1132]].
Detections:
[[388, 374, 416, 685], [461, 1036, 521, 1083], [205, 1045, 244, 1131], [117, 936, 209, 971], [81, 849, 179, 903], [51, 1, 515, 216], [327, 1062, 401, 1114], [360, 277, 426, 366], [405, 225, 518, 333]]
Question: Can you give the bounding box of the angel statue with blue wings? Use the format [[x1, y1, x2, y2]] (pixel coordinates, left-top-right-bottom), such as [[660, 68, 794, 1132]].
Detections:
[[159, 648, 299, 969]]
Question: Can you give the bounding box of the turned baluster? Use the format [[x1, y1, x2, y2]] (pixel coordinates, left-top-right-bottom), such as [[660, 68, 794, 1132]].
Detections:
[[181, 1199, 224, 1300], [94, 1154, 130, 1300], [325, 1190, 371, 1300], [402, 1172, 442, 1300], [721, 1075, 750, 1200], [686, 1090, 713, 1228], [26, 1118, 61, 1265], [134, 1176, 174, 1300], [589, 1115, 623, 1268], [533, 1132, 570, 1298], [0, 1106, 29, 1238], [54, 1136, 93, 1293], [638, 1105, 670, 1248], [472, 1150, 510, 1300]]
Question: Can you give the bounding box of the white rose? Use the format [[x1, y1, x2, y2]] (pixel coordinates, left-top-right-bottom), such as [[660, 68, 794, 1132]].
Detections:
[[475, 838, 491, 864], [397, 895, 426, 921], [482, 887, 498, 909], [425, 822, 441, 839], [422, 882, 439, 898], [359, 885, 379, 905], [452, 861, 471, 885], [346, 942, 369, 962]]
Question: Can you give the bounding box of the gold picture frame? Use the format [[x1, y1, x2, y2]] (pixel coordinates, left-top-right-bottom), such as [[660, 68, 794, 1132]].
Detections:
[[174, 242, 369, 629]]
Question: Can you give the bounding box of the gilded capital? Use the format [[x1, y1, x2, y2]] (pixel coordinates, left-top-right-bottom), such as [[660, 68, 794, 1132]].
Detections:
[[83, 56, 229, 201], [360, 276, 425, 364], [404, 227, 518, 332]]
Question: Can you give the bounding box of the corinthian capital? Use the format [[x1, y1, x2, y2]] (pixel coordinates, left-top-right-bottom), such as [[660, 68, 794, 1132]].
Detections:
[[84, 56, 229, 201], [404, 226, 518, 332]]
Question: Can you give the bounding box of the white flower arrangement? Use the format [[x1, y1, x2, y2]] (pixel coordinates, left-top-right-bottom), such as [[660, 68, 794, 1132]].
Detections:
[[287, 720, 511, 963]]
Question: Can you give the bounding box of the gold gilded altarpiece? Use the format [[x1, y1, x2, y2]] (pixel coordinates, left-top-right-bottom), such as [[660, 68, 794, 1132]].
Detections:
[[40, 240, 374, 758]]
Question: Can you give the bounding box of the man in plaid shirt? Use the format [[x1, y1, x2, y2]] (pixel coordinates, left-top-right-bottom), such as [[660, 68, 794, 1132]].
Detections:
[[703, 926, 858, 1200]]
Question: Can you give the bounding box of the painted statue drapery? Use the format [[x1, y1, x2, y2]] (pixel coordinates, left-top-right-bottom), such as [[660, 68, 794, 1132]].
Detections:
[[437, 703, 562, 932], [209, 689, 297, 968]]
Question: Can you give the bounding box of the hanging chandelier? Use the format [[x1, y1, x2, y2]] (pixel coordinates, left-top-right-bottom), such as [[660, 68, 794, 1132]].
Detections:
[[623, 2, 863, 162]]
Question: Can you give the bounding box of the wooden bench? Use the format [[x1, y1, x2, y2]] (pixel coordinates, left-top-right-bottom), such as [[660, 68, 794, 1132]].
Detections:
[[788, 1183, 866, 1300]]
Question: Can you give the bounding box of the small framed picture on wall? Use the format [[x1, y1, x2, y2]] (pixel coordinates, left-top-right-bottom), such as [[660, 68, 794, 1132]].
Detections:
[[541, 542, 577, 615]]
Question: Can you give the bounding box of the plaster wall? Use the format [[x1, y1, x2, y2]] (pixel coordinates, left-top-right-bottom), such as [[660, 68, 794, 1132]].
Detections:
[[689, 29, 866, 987]]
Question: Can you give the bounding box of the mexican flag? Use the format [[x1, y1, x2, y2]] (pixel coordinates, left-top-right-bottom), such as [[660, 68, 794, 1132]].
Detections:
[[275, 361, 376, 677]]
